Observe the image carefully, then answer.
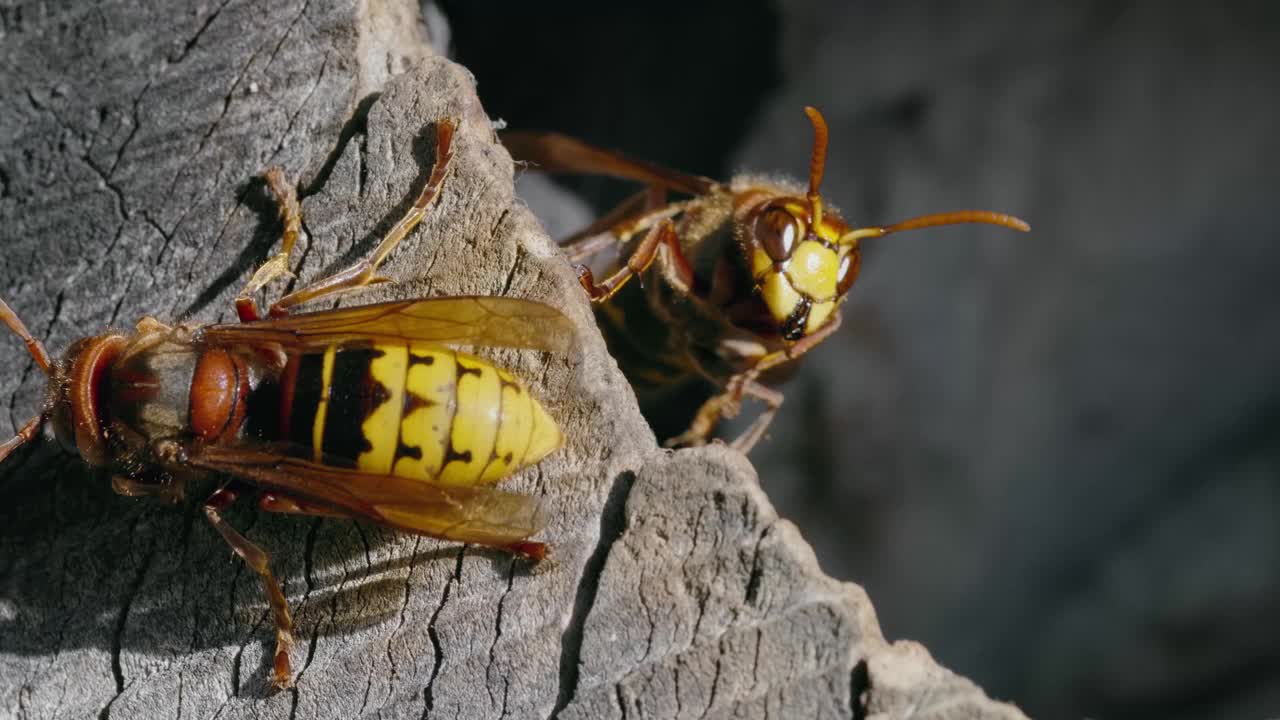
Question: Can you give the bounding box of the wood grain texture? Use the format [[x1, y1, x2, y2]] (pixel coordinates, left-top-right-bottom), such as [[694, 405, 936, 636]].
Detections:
[[0, 2, 1025, 718]]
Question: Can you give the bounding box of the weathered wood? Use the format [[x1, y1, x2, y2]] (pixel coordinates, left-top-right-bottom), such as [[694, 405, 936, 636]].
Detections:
[[0, 2, 1025, 718]]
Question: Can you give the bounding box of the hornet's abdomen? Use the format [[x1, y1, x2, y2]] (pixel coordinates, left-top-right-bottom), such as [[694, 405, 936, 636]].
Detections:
[[277, 342, 561, 487]]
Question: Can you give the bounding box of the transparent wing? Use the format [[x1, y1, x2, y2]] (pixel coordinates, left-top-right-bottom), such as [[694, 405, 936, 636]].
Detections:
[[203, 297, 575, 354], [188, 445, 548, 547], [502, 130, 720, 197]]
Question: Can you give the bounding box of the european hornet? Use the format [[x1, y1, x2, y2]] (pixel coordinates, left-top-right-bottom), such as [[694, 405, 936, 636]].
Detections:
[[504, 107, 1028, 451], [0, 119, 572, 689]]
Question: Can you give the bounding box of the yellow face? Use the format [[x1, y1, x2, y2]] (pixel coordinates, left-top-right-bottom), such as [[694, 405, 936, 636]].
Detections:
[[743, 199, 860, 341], [733, 106, 1029, 345]]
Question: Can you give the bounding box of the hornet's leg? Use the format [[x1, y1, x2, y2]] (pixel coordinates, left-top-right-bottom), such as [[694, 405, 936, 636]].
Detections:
[[265, 118, 458, 317], [576, 218, 694, 301], [727, 381, 786, 454], [236, 167, 305, 322], [560, 188, 648, 261], [116, 316, 185, 365], [664, 386, 733, 450], [258, 492, 355, 519], [560, 186, 673, 262], [505, 541, 547, 561], [740, 310, 843, 378], [664, 378, 783, 453], [666, 312, 844, 451], [204, 485, 295, 690], [111, 473, 186, 504]]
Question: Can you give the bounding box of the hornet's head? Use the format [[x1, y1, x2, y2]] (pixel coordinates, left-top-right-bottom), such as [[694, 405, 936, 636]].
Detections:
[[0, 298, 126, 468], [736, 106, 1030, 342]]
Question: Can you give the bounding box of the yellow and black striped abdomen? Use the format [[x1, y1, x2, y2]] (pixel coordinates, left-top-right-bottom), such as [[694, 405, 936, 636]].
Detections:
[[278, 342, 561, 487]]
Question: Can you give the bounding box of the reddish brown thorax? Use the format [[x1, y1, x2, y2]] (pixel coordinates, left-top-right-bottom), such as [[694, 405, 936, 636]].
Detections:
[[41, 332, 259, 473], [189, 349, 251, 442]]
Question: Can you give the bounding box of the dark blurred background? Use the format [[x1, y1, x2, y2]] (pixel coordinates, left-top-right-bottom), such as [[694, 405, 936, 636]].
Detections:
[[436, 1, 1280, 718]]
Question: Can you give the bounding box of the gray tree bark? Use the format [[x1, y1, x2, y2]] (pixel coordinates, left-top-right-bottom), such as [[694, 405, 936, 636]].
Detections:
[[1, 2, 1025, 718]]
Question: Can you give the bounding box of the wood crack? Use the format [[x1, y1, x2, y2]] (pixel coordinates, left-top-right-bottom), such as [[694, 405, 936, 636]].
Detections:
[[169, 0, 235, 64], [378, 535, 421, 711], [106, 79, 151, 178], [97, 512, 159, 720], [420, 545, 465, 719], [485, 557, 518, 715]]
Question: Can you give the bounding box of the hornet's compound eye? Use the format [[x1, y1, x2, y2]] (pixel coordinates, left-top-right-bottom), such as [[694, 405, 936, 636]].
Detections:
[[836, 251, 860, 296], [755, 206, 802, 262]]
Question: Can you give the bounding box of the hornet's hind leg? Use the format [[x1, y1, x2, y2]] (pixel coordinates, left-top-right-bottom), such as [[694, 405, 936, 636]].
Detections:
[[204, 484, 295, 690], [267, 119, 457, 317], [236, 167, 305, 322], [236, 118, 458, 321]]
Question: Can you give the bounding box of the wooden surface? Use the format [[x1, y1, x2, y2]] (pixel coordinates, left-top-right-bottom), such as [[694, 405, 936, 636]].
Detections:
[[0, 2, 1026, 718]]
